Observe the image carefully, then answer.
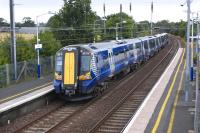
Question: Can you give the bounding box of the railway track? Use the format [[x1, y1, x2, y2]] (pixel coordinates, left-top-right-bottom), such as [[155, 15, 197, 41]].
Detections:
[[11, 64, 139, 133], [14, 103, 84, 133], [46, 36, 179, 133], [1, 36, 179, 133], [88, 38, 178, 133]]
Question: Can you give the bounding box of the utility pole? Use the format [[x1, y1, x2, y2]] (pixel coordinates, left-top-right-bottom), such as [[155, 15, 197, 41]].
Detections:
[[10, 0, 17, 80], [120, 4, 122, 40], [130, 2, 133, 38], [93, 20, 96, 43], [150, 1, 153, 35], [103, 3, 106, 37], [116, 23, 119, 41], [116, 21, 126, 41], [185, 0, 191, 102]]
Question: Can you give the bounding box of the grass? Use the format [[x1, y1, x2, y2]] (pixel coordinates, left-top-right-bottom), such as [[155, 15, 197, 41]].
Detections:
[[0, 33, 9, 41], [0, 32, 34, 42]]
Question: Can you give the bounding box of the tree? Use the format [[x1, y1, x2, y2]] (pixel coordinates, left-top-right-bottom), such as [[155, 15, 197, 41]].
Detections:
[[106, 12, 136, 39], [174, 20, 186, 38], [47, 0, 97, 46], [154, 20, 186, 38], [16, 37, 35, 61], [58, 0, 96, 27], [136, 20, 150, 36], [0, 38, 10, 65], [21, 17, 35, 27], [38, 31, 62, 56], [0, 18, 9, 26]]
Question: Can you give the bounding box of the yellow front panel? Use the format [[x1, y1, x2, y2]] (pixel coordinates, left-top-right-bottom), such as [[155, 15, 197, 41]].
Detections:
[[69, 53, 75, 84], [64, 52, 75, 84]]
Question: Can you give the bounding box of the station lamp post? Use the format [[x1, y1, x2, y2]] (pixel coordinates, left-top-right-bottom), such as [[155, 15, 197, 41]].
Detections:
[[116, 21, 127, 40], [194, 12, 200, 133], [190, 13, 195, 81], [35, 11, 55, 78]]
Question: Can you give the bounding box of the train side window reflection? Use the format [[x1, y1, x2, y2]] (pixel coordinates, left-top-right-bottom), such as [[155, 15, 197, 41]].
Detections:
[[96, 56, 98, 63], [81, 55, 91, 74]]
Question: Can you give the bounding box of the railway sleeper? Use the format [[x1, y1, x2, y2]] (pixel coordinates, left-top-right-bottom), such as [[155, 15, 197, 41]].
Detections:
[[121, 105, 140, 109], [104, 121, 125, 126], [97, 129, 121, 133], [116, 109, 136, 112], [112, 114, 131, 118], [113, 111, 133, 115], [109, 116, 129, 120], [106, 119, 128, 123], [100, 125, 123, 129]]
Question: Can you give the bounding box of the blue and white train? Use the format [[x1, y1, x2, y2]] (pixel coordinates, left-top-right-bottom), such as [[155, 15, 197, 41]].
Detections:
[[53, 33, 169, 100]]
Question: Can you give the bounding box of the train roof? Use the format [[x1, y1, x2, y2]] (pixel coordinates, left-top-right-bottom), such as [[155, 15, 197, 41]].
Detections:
[[56, 33, 168, 54], [88, 41, 117, 50], [124, 38, 142, 44], [138, 36, 150, 41], [57, 41, 125, 53]]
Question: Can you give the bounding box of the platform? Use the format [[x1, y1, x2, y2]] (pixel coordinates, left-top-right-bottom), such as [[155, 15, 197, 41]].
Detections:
[[0, 75, 53, 113], [0, 75, 52, 103], [123, 47, 194, 133]]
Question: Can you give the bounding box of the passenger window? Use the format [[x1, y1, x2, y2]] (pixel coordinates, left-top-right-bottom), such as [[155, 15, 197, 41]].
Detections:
[[96, 57, 98, 63], [129, 45, 133, 50], [81, 55, 91, 74], [136, 43, 141, 49]]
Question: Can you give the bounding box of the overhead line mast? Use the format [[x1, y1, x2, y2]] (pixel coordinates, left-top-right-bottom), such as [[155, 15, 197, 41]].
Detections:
[[9, 0, 17, 80]]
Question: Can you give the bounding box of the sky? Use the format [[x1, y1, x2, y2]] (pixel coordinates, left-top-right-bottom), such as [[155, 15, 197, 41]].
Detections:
[[0, 0, 200, 23]]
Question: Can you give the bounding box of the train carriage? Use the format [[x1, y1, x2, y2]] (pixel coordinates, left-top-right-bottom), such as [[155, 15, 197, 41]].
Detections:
[[53, 33, 169, 100], [139, 36, 151, 61]]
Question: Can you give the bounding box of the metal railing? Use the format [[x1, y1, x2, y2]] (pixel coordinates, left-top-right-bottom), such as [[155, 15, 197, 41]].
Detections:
[[0, 56, 54, 88]]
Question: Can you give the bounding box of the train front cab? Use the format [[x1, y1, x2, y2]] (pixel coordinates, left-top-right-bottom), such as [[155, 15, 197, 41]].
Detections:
[[63, 48, 79, 96], [54, 47, 95, 97], [54, 47, 79, 96]]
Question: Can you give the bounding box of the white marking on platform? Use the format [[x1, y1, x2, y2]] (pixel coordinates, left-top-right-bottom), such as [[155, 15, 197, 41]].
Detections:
[[0, 85, 53, 113]]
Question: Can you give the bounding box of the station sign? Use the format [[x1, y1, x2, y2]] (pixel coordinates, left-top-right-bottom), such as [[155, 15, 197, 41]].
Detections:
[[35, 44, 42, 50]]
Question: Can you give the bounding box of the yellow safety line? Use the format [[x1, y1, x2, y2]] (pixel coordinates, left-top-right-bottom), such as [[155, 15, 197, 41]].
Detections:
[[167, 61, 186, 133], [151, 49, 185, 133], [0, 82, 52, 103]]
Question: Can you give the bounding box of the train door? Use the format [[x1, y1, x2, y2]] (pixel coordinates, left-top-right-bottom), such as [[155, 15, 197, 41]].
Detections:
[[124, 46, 129, 66], [133, 43, 138, 62], [62, 48, 79, 93], [108, 49, 115, 76], [141, 41, 145, 61], [156, 38, 161, 50]]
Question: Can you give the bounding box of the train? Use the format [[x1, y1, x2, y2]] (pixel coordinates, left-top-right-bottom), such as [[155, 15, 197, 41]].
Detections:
[[53, 33, 169, 100]]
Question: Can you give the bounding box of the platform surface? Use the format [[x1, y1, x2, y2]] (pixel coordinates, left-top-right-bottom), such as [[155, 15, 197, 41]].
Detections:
[[0, 85, 54, 113], [123, 48, 194, 133], [0, 75, 53, 104], [0, 75, 54, 113]]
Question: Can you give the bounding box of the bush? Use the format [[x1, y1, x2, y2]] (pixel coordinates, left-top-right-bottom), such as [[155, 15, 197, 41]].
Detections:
[[0, 31, 61, 65]]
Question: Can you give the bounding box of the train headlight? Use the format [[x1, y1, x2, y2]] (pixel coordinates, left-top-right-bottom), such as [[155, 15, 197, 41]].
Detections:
[[55, 72, 62, 80], [79, 72, 91, 80]]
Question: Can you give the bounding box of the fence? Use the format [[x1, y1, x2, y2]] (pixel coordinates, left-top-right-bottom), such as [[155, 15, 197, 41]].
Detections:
[[0, 56, 55, 88]]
